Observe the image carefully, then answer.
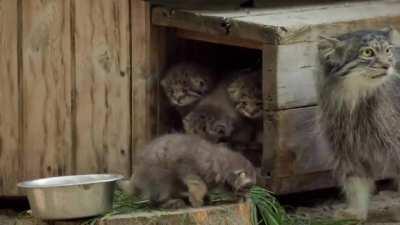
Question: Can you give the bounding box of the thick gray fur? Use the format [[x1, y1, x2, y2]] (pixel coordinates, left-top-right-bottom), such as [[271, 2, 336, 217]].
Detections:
[[183, 80, 254, 144], [317, 28, 400, 220], [123, 134, 256, 208]]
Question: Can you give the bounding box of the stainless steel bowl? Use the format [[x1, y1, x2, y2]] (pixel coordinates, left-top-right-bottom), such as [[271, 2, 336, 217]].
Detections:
[[18, 174, 124, 220]]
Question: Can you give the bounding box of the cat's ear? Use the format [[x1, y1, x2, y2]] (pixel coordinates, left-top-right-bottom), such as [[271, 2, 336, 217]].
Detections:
[[383, 26, 400, 46], [160, 77, 168, 87], [318, 35, 343, 63]]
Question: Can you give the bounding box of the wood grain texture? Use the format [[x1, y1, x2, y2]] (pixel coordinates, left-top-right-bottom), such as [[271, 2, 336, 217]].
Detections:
[[176, 29, 263, 50], [262, 45, 278, 178], [274, 42, 319, 109], [74, 0, 131, 176], [99, 203, 251, 225], [275, 106, 332, 178], [153, 1, 400, 45], [131, 1, 169, 172], [0, 0, 19, 195], [21, 0, 72, 181]]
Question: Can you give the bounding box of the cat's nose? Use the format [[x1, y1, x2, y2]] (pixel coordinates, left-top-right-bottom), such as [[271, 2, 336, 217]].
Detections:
[[382, 63, 390, 70]]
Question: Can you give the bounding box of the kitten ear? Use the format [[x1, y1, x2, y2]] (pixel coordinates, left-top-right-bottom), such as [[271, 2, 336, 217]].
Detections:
[[384, 26, 400, 46], [318, 35, 343, 63]]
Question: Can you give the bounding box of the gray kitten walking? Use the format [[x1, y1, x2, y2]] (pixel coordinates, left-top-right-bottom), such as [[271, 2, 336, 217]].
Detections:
[[317, 28, 400, 221]]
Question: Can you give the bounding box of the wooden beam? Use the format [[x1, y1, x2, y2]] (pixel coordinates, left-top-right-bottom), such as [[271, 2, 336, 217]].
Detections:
[[176, 29, 263, 49], [131, 1, 170, 173]]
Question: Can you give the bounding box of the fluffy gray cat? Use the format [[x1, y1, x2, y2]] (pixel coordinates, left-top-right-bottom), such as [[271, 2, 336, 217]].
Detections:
[[118, 134, 256, 208], [317, 28, 400, 221]]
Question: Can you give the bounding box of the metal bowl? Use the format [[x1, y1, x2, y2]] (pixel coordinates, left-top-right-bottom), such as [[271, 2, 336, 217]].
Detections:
[[18, 174, 124, 220]]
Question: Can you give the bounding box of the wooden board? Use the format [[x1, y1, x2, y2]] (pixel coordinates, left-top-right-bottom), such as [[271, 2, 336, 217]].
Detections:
[[14, 203, 250, 225], [272, 172, 337, 194], [131, 1, 171, 171], [152, 1, 400, 45], [268, 42, 319, 109], [0, 0, 19, 196], [275, 106, 332, 178], [21, 0, 72, 181], [74, 0, 131, 176], [100, 203, 251, 225]]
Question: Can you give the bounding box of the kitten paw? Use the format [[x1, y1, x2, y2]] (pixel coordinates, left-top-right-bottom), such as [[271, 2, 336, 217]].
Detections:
[[334, 208, 367, 221], [189, 195, 204, 208], [160, 199, 187, 209]]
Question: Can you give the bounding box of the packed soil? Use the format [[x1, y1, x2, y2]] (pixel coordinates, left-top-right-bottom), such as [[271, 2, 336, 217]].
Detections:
[[291, 189, 400, 225]]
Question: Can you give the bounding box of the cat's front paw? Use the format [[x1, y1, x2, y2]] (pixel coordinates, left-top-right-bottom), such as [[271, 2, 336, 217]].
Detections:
[[334, 208, 367, 221]]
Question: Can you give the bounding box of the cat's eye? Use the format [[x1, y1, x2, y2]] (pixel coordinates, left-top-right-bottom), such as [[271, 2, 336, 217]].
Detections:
[[386, 47, 393, 55], [360, 48, 375, 58], [239, 172, 246, 178]]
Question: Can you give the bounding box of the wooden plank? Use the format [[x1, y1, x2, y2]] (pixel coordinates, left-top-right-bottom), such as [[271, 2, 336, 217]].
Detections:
[[153, 1, 400, 45], [21, 0, 72, 181], [275, 106, 332, 178], [14, 203, 250, 225], [131, 1, 170, 172], [99, 203, 251, 225], [151, 7, 275, 44], [262, 45, 278, 179], [275, 42, 319, 109], [74, 0, 131, 176], [273, 172, 337, 194], [235, 0, 400, 44], [0, 0, 19, 196], [176, 29, 263, 49]]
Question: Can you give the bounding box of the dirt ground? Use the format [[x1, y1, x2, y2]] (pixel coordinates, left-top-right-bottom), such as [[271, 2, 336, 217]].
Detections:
[[294, 190, 400, 225]]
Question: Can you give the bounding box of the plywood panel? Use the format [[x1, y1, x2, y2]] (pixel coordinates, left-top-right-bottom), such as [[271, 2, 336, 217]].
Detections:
[[0, 0, 19, 195], [21, 0, 72, 180], [74, 0, 131, 176]]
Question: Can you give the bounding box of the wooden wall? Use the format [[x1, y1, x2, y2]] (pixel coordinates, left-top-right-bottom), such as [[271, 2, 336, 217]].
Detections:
[[0, 0, 161, 196]]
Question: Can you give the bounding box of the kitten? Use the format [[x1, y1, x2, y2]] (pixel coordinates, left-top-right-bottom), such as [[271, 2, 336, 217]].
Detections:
[[183, 80, 254, 144], [118, 134, 257, 208], [161, 62, 215, 111], [227, 69, 263, 120], [317, 28, 400, 221], [183, 105, 235, 143]]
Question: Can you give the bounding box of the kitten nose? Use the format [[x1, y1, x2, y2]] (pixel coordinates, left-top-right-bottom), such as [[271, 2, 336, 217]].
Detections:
[[382, 64, 390, 70]]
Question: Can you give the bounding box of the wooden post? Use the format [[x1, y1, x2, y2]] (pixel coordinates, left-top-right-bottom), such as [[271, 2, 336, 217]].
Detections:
[[131, 0, 169, 173]]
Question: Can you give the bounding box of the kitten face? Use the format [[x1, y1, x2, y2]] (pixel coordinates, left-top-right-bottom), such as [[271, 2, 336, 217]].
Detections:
[[227, 163, 257, 194], [183, 108, 234, 142], [227, 71, 262, 119], [161, 63, 214, 106], [319, 29, 395, 92]]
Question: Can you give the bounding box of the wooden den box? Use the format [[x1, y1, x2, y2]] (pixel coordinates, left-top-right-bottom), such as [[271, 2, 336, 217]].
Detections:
[[150, 0, 400, 194]]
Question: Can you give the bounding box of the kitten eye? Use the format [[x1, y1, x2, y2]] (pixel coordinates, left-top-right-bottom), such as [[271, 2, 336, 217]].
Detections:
[[239, 172, 246, 178], [360, 48, 375, 58], [386, 47, 393, 55]]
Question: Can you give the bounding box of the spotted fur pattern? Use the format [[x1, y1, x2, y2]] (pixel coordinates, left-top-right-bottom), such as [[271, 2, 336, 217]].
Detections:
[[161, 62, 215, 107], [227, 70, 262, 119]]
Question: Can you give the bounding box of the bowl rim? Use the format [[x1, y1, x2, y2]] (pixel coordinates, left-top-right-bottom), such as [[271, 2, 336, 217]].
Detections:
[[17, 174, 124, 189]]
